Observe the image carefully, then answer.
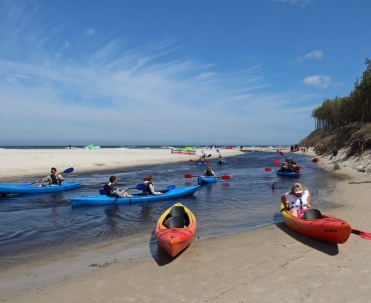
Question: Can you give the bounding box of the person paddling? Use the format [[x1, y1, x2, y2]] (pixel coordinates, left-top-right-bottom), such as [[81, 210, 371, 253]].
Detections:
[[203, 166, 217, 177], [37, 167, 64, 186], [142, 175, 163, 195], [104, 175, 132, 197]]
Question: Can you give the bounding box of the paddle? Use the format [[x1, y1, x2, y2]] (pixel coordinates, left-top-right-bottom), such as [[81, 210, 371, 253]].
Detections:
[[160, 185, 176, 192], [22, 167, 74, 186], [273, 160, 282, 166], [99, 183, 146, 195], [184, 173, 231, 180], [99, 184, 176, 195], [351, 229, 371, 240], [265, 167, 272, 171]]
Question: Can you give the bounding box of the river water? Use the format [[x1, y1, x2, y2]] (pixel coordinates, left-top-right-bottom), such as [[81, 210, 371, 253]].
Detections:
[[0, 151, 343, 269]]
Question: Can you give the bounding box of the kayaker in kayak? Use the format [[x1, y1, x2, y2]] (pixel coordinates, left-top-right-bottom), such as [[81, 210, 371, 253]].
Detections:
[[203, 166, 217, 177], [104, 175, 132, 197], [142, 175, 163, 195], [281, 182, 311, 218], [37, 167, 64, 186], [218, 153, 226, 162], [278, 162, 299, 173]]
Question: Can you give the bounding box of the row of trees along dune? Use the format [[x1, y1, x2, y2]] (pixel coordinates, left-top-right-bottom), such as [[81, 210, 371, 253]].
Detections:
[[312, 59, 371, 130]]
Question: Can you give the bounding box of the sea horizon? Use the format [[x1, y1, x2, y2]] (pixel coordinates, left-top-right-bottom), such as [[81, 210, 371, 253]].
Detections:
[[0, 144, 290, 150]]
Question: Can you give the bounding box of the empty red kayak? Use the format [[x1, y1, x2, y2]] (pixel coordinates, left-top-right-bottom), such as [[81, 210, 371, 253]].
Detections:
[[155, 202, 196, 257]]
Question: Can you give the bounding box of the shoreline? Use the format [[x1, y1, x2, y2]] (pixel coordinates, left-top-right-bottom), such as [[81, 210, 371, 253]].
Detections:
[[0, 147, 245, 181], [2, 148, 371, 302]]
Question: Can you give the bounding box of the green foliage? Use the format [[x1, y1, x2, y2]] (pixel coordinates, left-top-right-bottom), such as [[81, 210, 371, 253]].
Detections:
[[312, 58, 371, 130], [333, 163, 340, 170]]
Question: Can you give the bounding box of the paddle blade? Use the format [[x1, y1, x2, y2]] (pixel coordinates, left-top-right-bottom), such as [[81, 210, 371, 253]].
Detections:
[[220, 175, 230, 180], [216, 149, 220, 153], [273, 160, 282, 166], [164, 185, 176, 190], [135, 184, 146, 191], [63, 167, 74, 174], [189, 159, 193, 162], [352, 229, 371, 240], [265, 167, 272, 171], [184, 174, 194, 178], [207, 154, 211, 157], [205, 159, 210, 163], [277, 150, 285, 157]]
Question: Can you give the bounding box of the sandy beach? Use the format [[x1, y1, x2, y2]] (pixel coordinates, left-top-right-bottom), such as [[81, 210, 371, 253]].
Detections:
[[0, 147, 243, 181], [1, 147, 371, 302]]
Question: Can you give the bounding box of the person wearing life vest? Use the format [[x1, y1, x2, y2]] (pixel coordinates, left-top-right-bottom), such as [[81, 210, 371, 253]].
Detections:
[[203, 166, 217, 177], [37, 167, 64, 186], [104, 175, 132, 197], [281, 182, 311, 218], [142, 175, 162, 195]]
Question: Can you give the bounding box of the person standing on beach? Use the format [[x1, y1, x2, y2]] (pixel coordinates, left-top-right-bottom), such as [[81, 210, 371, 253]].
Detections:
[[37, 167, 64, 186], [142, 175, 163, 195], [203, 166, 217, 177], [104, 176, 132, 197], [281, 182, 311, 218]]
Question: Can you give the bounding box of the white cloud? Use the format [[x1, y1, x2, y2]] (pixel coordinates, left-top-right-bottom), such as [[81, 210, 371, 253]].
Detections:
[[303, 75, 333, 88], [0, 1, 316, 146], [296, 50, 324, 63]]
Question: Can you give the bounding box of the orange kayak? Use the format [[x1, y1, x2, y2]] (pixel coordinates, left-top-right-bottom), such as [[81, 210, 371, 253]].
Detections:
[[280, 203, 352, 244], [155, 202, 196, 257]]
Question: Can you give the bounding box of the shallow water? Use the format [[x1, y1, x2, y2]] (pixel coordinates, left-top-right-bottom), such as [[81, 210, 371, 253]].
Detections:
[[0, 152, 342, 268]]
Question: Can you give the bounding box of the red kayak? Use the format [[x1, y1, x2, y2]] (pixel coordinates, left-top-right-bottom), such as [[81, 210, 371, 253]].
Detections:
[[155, 202, 196, 257], [280, 203, 352, 244]]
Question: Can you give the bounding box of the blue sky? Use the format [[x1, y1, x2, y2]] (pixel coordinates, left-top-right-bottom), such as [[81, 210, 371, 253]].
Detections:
[[1, 0, 370, 146]]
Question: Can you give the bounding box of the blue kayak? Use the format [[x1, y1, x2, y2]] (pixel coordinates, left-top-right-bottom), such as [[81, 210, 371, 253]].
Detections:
[[0, 182, 81, 195], [194, 161, 207, 166], [70, 185, 200, 206], [276, 171, 300, 178], [197, 176, 217, 185]]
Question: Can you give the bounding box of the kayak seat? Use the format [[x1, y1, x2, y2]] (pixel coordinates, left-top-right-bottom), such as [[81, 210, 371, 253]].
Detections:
[[170, 206, 186, 218], [166, 216, 185, 228], [303, 209, 322, 220]]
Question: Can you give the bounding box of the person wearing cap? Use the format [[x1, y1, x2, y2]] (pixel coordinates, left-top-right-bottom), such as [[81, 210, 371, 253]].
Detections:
[[281, 182, 311, 218]]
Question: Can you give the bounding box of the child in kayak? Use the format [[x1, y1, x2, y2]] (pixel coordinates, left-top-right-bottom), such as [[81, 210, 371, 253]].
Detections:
[[281, 182, 311, 218], [142, 175, 163, 195]]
